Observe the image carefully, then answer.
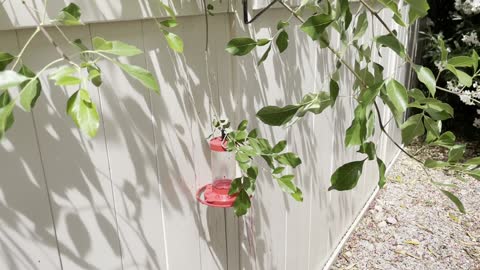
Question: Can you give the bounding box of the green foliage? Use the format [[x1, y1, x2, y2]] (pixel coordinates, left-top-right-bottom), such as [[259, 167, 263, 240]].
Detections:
[[66, 89, 99, 138], [211, 119, 303, 215], [18, 65, 42, 111], [92, 37, 143, 56], [1, 0, 476, 216], [0, 71, 29, 90], [329, 160, 365, 191], [225, 38, 258, 56], [0, 52, 15, 71], [0, 91, 15, 139], [55, 3, 82, 25]]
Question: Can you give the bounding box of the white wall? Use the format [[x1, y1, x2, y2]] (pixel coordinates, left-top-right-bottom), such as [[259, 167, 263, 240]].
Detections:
[[0, 1, 410, 269]]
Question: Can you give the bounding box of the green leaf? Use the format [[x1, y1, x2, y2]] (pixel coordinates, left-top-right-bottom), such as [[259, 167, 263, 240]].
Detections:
[[276, 31, 289, 53], [237, 120, 248, 130], [0, 91, 15, 139], [229, 178, 242, 195], [438, 37, 448, 62], [300, 14, 333, 41], [431, 131, 456, 148], [272, 167, 285, 174], [115, 62, 160, 93], [414, 65, 436, 96], [233, 189, 251, 216], [277, 175, 296, 193], [446, 64, 472, 87], [448, 145, 466, 163], [329, 79, 339, 107], [93, 37, 143, 56], [375, 33, 406, 58], [423, 115, 441, 143], [225, 38, 257, 56], [401, 114, 425, 145], [353, 12, 368, 41], [66, 89, 99, 138], [345, 104, 367, 147], [159, 19, 178, 28], [465, 157, 480, 165], [256, 39, 270, 46], [359, 83, 382, 105], [272, 140, 287, 153], [298, 92, 331, 116], [56, 3, 82, 25], [87, 65, 102, 87], [386, 79, 408, 114], [158, 2, 176, 19], [440, 190, 465, 214], [404, 0, 430, 24], [0, 70, 29, 90], [447, 56, 475, 68], [49, 65, 80, 86], [275, 152, 302, 168], [162, 30, 184, 53], [248, 128, 257, 138], [256, 105, 301, 126], [18, 65, 41, 112], [329, 160, 365, 191], [277, 20, 289, 30], [257, 44, 272, 66], [377, 0, 406, 26], [247, 166, 258, 180], [359, 142, 376, 160], [0, 52, 15, 71], [423, 99, 454, 120], [235, 152, 250, 163], [377, 157, 387, 188], [424, 159, 450, 168], [472, 50, 479, 72]]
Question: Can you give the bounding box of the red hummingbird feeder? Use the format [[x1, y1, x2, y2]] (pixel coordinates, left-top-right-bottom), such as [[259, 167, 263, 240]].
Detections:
[[196, 137, 238, 208]]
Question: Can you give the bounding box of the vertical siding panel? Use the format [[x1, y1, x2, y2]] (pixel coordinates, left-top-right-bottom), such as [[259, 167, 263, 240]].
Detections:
[[307, 25, 337, 270], [16, 26, 122, 269], [230, 6, 290, 270], [89, 21, 168, 270], [0, 29, 62, 270], [284, 17, 318, 270], [141, 13, 232, 269]]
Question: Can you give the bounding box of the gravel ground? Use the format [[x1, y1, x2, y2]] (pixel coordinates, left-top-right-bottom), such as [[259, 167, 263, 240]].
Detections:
[[332, 143, 480, 270]]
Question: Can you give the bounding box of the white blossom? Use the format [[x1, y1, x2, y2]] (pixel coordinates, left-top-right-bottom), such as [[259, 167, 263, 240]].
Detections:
[[473, 118, 480, 128], [460, 90, 475, 105], [434, 60, 445, 71], [462, 31, 480, 46], [455, 0, 480, 15]]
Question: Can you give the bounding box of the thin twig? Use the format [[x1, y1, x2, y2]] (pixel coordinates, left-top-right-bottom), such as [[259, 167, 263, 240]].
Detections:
[[22, 1, 72, 63], [11, 27, 41, 70]]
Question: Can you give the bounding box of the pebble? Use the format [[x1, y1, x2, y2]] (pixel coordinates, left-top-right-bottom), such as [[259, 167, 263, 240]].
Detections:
[[386, 217, 398, 225], [377, 221, 387, 228]]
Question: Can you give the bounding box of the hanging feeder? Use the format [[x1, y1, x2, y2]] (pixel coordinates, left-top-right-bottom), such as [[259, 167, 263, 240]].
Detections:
[[197, 137, 237, 208]]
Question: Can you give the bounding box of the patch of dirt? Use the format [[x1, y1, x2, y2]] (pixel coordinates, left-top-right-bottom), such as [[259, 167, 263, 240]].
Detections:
[[332, 144, 480, 270]]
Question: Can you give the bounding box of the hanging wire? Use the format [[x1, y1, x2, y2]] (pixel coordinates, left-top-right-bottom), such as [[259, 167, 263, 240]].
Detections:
[[242, 0, 280, 24]]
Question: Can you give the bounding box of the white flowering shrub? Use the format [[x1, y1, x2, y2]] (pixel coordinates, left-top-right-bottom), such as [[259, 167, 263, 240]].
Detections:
[[422, 0, 480, 132]]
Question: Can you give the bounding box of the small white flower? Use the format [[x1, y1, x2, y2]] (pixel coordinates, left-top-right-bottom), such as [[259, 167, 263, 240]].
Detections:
[[462, 31, 480, 46], [477, 109, 480, 114], [434, 60, 445, 71], [460, 90, 475, 105], [455, 0, 480, 15], [473, 118, 480, 128]]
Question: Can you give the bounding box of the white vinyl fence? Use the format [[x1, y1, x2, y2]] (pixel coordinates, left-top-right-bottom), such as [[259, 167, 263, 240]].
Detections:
[[0, 1, 412, 269]]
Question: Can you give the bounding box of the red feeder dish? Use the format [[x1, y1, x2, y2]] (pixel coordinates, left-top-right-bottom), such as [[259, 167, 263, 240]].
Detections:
[[209, 136, 227, 152], [196, 179, 237, 208]]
